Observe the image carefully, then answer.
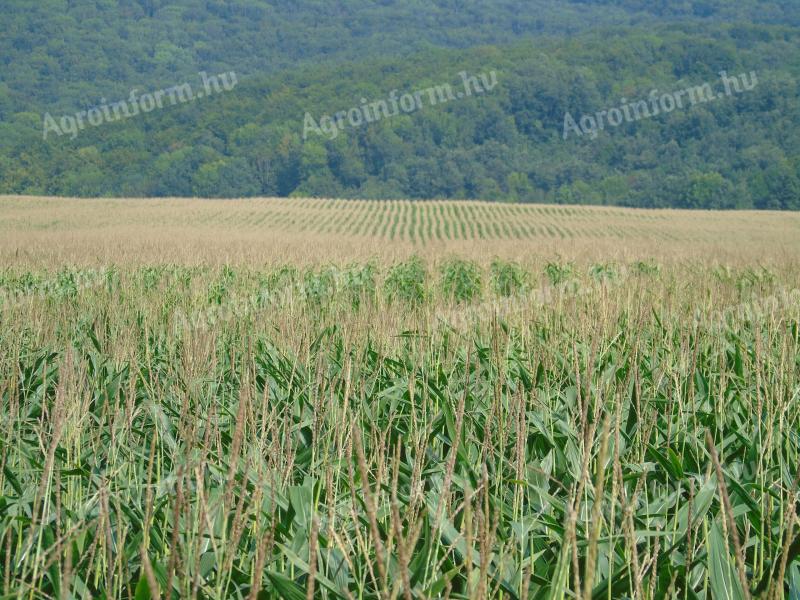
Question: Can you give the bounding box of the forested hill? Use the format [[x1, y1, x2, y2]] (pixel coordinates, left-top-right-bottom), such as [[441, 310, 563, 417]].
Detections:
[[2, 0, 797, 113], [1, 2, 800, 208]]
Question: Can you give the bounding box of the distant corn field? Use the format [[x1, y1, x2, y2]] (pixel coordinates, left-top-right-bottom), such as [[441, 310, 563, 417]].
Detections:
[[1, 196, 799, 265], [0, 197, 799, 599]]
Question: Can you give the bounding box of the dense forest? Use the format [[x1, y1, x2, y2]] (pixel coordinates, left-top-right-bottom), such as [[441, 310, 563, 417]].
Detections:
[[1, 1, 799, 208]]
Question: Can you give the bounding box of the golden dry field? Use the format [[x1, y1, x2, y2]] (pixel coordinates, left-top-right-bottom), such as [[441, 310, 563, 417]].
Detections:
[[1, 195, 799, 266]]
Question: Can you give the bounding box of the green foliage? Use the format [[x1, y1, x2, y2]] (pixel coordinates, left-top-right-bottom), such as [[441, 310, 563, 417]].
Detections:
[[207, 266, 237, 304], [5, 0, 793, 124], [384, 256, 427, 306], [342, 263, 377, 310], [736, 266, 777, 292], [439, 258, 482, 303], [263, 266, 298, 292], [545, 261, 574, 286], [633, 259, 661, 276], [589, 262, 618, 282], [54, 269, 79, 300], [140, 266, 164, 291], [302, 267, 337, 307], [490, 259, 528, 297], [708, 520, 748, 600]]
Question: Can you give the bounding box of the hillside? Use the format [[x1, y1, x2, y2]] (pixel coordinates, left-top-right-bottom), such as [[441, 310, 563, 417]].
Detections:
[[1, 1, 799, 208], [3, 24, 800, 208], [2, 0, 797, 113]]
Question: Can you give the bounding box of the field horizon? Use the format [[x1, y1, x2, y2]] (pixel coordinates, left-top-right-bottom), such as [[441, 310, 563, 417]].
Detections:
[[2, 195, 799, 267]]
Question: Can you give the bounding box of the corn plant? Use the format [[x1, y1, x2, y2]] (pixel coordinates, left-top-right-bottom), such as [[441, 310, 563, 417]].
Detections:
[[440, 258, 482, 303], [384, 256, 427, 306], [490, 259, 528, 297]]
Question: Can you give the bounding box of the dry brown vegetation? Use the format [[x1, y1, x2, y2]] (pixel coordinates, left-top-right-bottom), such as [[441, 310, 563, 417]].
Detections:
[[1, 195, 799, 266]]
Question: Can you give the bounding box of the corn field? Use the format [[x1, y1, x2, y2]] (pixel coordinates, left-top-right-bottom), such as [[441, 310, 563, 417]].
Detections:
[[3, 197, 800, 270], [1, 257, 799, 599]]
